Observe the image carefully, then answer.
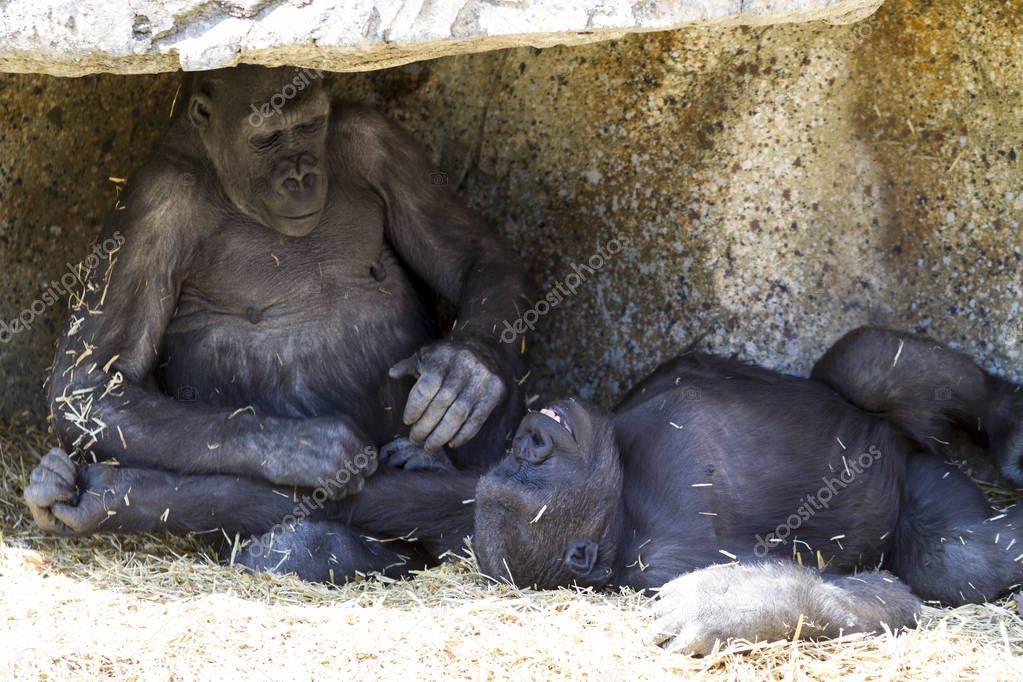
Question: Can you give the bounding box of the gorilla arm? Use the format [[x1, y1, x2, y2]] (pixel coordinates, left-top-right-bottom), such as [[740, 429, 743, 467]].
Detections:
[[46, 161, 374, 492], [336, 106, 536, 452], [649, 562, 920, 655]]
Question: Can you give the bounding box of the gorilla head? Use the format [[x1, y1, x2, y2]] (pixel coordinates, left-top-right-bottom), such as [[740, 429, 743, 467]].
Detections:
[[186, 65, 330, 237], [474, 400, 624, 589]]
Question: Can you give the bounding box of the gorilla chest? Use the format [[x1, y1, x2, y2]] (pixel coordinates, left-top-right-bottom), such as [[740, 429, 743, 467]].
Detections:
[[159, 206, 432, 416]]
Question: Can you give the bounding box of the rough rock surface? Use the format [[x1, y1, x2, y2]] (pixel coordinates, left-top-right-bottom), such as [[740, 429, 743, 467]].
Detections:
[[1, 0, 1020, 423], [0, 0, 882, 75]]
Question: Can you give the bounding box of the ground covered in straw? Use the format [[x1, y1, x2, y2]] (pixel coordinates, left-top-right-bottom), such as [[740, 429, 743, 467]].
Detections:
[[3, 423, 1023, 680]]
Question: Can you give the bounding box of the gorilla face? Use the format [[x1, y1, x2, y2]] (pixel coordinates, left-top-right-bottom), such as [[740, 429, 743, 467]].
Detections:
[[236, 92, 330, 236], [474, 400, 624, 589], [189, 66, 331, 237]]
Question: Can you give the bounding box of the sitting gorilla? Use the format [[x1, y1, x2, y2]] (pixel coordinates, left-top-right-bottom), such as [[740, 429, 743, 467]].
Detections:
[[474, 327, 1023, 653], [25, 65, 534, 580]]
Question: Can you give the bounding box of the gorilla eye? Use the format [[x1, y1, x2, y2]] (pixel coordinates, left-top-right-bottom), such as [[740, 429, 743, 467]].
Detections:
[[296, 117, 325, 135], [250, 132, 281, 150]]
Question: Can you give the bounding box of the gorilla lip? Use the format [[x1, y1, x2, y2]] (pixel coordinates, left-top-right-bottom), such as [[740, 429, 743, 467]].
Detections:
[[283, 211, 320, 220], [539, 406, 573, 435]]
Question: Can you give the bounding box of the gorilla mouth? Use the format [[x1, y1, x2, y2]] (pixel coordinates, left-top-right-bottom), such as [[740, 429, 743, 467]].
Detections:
[[540, 406, 573, 436], [283, 211, 320, 220]]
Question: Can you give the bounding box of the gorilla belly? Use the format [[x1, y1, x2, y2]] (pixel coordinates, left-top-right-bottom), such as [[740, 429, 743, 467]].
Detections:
[[158, 230, 434, 426]]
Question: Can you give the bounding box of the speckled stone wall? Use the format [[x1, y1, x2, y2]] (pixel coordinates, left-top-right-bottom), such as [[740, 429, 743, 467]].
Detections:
[[1, 0, 1020, 421]]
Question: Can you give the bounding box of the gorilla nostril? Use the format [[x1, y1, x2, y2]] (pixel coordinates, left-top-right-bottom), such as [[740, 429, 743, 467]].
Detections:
[[514, 427, 553, 464], [283, 178, 300, 192], [531, 430, 554, 460]]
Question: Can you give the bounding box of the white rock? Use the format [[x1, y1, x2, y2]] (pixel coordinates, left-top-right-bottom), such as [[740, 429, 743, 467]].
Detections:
[[0, 0, 883, 76]]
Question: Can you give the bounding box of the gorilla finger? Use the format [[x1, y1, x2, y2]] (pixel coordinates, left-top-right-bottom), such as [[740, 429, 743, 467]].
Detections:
[[407, 450, 455, 472], [41, 448, 77, 484], [663, 628, 711, 655], [409, 379, 465, 445], [52, 502, 99, 534], [447, 402, 491, 449], [31, 461, 74, 489], [678, 631, 722, 656], [379, 439, 406, 465], [24, 481, 76, 509], [388, 353, 421, 380], [29, 505, 70, 535], [424, 398, 474, 451], [650, 622, 693, 651], [386, 446, 416, 469], [29, 466, 51, 484], [651, 596, 689, 621], [403, 370, 447, 425], [448, 386, 504, 448], [650, 603, 697, 633]]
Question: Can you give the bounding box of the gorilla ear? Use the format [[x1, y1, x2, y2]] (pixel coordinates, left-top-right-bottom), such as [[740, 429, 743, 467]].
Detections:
[[563, 539, 599, 577], [188, 93, 214, 130]]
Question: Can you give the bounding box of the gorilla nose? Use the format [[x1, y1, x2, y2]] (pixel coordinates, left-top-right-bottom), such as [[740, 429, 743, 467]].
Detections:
[[514, 426, 554, 464], [282, 173, 318, 194], [277, 154, 320, 195]]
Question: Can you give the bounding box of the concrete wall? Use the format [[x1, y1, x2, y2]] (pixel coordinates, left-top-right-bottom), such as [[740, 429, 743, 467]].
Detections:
[[1, 0, 1020, 420]]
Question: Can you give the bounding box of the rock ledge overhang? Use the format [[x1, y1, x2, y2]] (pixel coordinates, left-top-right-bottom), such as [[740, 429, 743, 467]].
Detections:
[[0, 0, 882, 76]]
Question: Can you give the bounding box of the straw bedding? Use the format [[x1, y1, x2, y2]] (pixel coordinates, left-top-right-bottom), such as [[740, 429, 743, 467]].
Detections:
[[2, 422, 1022, 680]]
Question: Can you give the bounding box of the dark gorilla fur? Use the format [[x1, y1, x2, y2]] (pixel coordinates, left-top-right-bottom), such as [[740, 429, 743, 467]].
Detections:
[[474, 327, 1023, 653], [24, 65, 535, 581]]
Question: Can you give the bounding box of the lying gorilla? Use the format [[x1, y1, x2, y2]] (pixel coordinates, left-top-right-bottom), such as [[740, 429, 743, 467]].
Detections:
[[474, 326, 1023, 653], [26, 327, 1023, 653]]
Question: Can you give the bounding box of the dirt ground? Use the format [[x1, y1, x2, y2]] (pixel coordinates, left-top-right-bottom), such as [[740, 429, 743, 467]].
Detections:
[[3, 424, 1023, 681]]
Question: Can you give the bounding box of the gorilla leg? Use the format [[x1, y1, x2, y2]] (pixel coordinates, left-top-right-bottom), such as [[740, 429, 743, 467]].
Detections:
[[25, 449, 475, 582], [891, 453, 1023, 604], [228, 464, 478, 582], [812, 326, 1023, 483], [228, 518, 432, 582], [24, 449, 300, 537]]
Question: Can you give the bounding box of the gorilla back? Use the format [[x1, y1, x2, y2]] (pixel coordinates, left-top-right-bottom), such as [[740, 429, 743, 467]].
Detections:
[[612, 355, 906, 587]]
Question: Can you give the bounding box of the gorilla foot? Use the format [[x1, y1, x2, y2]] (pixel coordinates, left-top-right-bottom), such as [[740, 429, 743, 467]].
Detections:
[[649, 562, 812, 655], [649, 562, 918, 655], [24, 449, 126, 537], [228, 518, 429, 583]]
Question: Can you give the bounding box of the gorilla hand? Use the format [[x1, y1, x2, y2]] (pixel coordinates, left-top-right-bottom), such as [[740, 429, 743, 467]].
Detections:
[[380, 437, 456, 472], [389, 342, 506, 451], [25, 449, 126, 536], [264, 418, 378, 496]]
